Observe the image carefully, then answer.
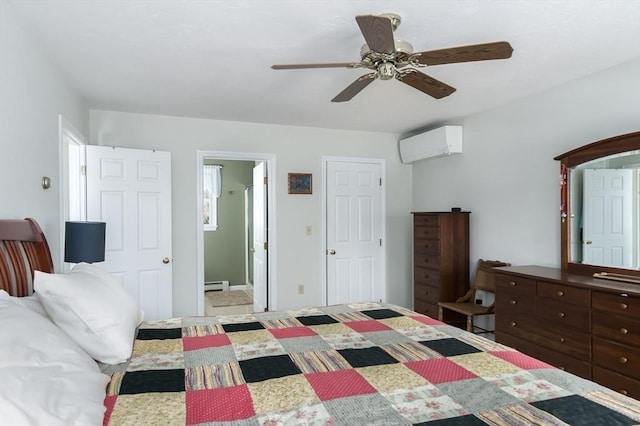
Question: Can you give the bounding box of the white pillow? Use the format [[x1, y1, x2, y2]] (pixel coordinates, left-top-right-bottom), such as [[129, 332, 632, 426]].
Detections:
[[0, 289, 49, 318], [0, 299, 98, 372], [0, 367, 109, 426], [34, 263, 144, 364]]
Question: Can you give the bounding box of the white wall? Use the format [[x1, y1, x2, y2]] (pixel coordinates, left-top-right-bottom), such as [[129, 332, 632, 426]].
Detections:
[[0, 1, 87, 268], [412, 58, 640, 272], [89, 111, 413, 316]]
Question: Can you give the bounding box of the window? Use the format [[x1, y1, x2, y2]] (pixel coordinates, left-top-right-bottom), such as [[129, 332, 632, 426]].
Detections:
[[203, 164, 222, 231]]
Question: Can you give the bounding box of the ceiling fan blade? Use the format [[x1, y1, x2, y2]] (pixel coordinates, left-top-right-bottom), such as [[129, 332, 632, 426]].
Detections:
[[396, 69, 456, 99], [331, 73, 377, 102], [272, 62, 361, 70], [356, 15, 395, 54], [414, 41, 513, 66]]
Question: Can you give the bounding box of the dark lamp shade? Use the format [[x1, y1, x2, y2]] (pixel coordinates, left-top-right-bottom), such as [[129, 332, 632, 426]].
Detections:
[[64, 221, 106, 263]]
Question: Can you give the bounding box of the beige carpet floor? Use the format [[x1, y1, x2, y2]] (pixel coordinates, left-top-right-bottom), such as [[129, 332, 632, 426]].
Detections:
[[205, 289, 252, 307]]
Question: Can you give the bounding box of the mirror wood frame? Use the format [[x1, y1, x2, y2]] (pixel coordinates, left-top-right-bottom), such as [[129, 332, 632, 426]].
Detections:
[[555, 131, 640, 277]]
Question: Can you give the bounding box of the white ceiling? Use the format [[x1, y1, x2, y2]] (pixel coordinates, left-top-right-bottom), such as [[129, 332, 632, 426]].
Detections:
[[9, 0, 640, 135]]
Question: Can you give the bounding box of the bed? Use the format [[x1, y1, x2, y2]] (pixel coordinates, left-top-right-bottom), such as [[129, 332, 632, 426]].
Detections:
[[2, 218, 640, 425]]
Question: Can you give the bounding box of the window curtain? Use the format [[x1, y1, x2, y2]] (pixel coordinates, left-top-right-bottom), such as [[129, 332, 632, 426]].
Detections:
[[203, 165, 222, 230]]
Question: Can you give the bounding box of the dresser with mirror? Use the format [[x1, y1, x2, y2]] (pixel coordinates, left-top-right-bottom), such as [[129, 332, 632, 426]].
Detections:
[[495, 131, 640, 399]]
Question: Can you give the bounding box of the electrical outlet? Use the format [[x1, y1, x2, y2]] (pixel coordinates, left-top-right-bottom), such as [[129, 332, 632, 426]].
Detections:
[[298, 284, 304, 294], [475, 299, 482, 305]]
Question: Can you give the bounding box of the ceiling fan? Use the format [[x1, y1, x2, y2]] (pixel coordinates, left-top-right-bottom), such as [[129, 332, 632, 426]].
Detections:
[[271, 13, 513, 102]]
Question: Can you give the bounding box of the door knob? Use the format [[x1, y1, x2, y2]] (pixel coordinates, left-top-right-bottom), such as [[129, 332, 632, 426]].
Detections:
[[328, 249, 336, 255], [585, 240, 593, 245], [162, 257, 171, 264]]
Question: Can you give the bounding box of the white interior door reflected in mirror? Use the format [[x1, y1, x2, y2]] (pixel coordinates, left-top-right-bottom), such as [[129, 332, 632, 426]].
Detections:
[[582, 169, 635, 268]]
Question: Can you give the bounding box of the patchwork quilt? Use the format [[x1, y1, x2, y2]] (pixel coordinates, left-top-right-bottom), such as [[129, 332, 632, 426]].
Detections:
[[101, 303, 640, 425]]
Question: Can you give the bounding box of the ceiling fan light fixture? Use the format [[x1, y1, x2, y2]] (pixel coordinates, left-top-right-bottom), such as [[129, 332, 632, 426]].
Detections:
[[377, 62, 396, 80]]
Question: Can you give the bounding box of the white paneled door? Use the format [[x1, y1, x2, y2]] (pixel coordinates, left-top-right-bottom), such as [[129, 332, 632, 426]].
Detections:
[[583, 168, 634, 268], [252, 162, 268, 312], [86, 146, 172, 320], [326, 160, 383, 305]]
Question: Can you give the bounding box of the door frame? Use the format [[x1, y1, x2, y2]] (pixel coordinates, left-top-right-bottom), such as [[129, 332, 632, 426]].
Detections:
[[320, 156, 387, 305], [58, 115, 87, 273], [196, 150, 277, 315]]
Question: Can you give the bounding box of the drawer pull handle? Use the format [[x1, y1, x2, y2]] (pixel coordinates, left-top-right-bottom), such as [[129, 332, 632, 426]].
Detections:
[[559, 337, 565, 343], [558, 312, 565, 318], [557, 291, 564, 297], [509, 281, 516, 286], [620, 328, 629, 335], [620, 303, 628, 310], [510, 300, 517, 305], [510, 322, 517, 327], [620, 357, 628, 364]]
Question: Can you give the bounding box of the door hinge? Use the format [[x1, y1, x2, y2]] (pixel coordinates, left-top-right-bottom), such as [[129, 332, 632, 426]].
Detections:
[[263, 241, 268, 250], [264, 176, 268, 185], [379, 238, 382, 246], [379, 178, 382, 186], [80, 165, 86, 176]]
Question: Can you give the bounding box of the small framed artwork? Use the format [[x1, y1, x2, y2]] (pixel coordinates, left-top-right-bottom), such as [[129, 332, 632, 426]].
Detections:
[[288, 173, 312, 194]]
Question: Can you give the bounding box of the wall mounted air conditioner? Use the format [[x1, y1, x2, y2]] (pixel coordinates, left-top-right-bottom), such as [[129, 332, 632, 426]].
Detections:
[[398, 125, 463, 164]]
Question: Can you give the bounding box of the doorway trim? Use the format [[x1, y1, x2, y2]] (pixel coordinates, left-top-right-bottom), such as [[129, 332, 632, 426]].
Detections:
[[196, 150, 277, 315], [58, 115, 87, 273], [320, 156, 387, 305]]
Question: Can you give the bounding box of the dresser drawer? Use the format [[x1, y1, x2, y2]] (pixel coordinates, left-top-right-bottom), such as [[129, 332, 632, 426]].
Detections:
[[496, 316, 589, 360], [593, 338, 640, 381], [413, 299, 439, 319], [414, 284, 440, 304], [495, 274, 536, 297], [495, 290, 535, 315], [533, 323, 590, 360], [536, 299, 590, 331], [537, 281, 590, 307], [414, 268, 441, 288], [592, 311, 640, 346], [414, 253, 440, 270], [593, 366, 640, 399], [413, 237, 440, 255], [592, 291, 640, 317], [413, 214, 440, 227], [495, 332, 591, 379], [413, 226, 440, 240]]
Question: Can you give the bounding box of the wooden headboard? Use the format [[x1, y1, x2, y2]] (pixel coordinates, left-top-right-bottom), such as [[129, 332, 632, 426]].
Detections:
[[0, 218, 54, 296]]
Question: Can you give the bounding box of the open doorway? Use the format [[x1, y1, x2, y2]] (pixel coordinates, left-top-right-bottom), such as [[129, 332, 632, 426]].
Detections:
[[196, 151, 276, 316]]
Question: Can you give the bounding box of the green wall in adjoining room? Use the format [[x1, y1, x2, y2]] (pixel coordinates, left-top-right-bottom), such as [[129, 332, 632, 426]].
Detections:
[[203, 159, 254, 286]]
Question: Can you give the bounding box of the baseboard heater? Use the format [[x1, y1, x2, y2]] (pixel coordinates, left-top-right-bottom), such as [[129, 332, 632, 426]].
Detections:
[[204, 280, 229, 292]]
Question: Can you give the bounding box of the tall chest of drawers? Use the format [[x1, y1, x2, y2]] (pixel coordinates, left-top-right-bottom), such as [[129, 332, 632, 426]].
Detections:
[[411, 212, 470, 322], [495, 265, 640, 399]]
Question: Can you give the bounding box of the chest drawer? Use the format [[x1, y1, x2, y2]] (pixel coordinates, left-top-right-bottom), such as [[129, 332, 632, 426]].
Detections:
[[413, 299, 438, 319], [414, 226, 440, 240], [495, 290, 535, 315], [414, 268, 441, 288], [536, 299, 590, 331], [593, 338, 640, 381], [413, 237, 440, 255], [592, 291, 640, 317], [537, 281, 590, 307], [495, 274, 536, 297], [414, 215, 440, 227], [414, 253, 440, 270], [592, 311, 640, 346], [414, 283, 440, 304]]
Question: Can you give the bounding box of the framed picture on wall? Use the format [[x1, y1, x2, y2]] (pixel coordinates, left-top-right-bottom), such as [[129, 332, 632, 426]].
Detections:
[[288, 173, 312, 194]]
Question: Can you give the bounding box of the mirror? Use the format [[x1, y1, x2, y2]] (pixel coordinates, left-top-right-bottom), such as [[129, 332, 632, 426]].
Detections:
[[555, 131, 640, 277], [569, 151, 640, 268]]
